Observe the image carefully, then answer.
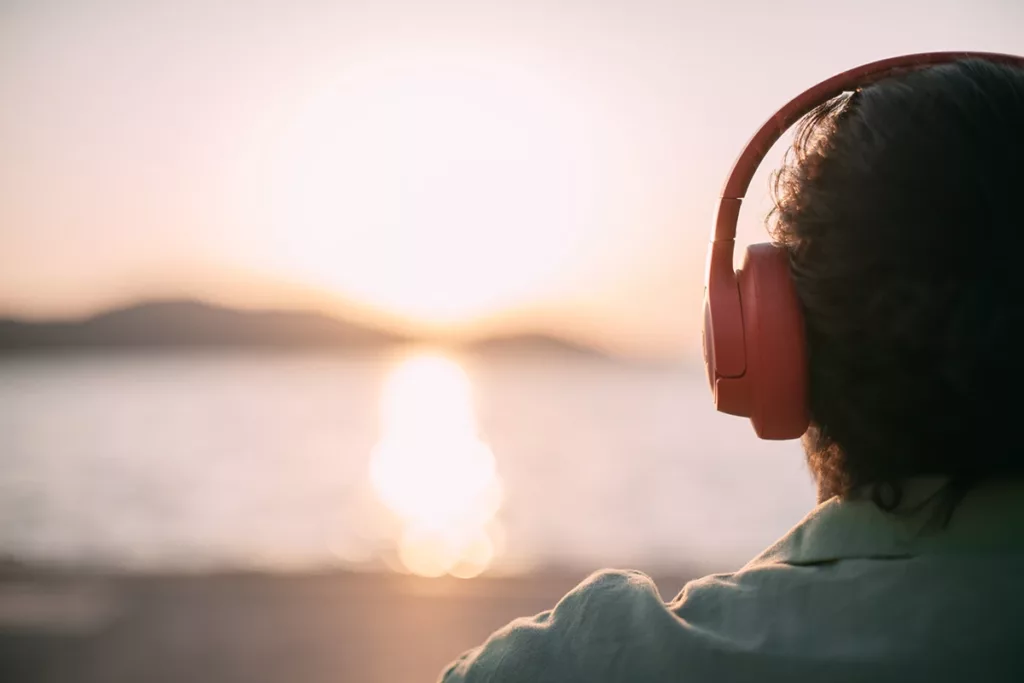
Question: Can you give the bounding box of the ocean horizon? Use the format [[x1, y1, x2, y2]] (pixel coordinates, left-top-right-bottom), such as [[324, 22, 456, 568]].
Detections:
[[0, 350, 816, 578]]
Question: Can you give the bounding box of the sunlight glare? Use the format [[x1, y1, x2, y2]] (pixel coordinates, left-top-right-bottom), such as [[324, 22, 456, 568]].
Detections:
[[396, 526, 495, 580], [379, 354, 476, 438], [270, 57, 600, 324], [370, 353, 504, 577]]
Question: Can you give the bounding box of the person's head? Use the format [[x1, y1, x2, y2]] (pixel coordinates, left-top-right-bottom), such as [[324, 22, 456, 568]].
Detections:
[[769, 58, 1024, 507]]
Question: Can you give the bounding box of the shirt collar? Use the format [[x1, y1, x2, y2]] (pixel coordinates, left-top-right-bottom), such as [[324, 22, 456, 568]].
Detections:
[[747, 477, 1024, 567]]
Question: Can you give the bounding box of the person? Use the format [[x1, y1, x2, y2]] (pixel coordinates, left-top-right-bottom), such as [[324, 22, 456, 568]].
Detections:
[[437, 54, 1024, 682]]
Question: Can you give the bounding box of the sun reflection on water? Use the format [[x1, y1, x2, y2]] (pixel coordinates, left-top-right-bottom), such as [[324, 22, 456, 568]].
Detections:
[[370, 353, 503, 578]]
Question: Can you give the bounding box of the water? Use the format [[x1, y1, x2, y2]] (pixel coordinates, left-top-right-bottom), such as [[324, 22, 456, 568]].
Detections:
[[0, 351, 816, 575]]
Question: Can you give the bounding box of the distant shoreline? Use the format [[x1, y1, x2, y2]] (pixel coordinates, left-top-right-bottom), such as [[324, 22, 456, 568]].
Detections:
[[0, 555, 712, 583], [0, 299, 606, 359]]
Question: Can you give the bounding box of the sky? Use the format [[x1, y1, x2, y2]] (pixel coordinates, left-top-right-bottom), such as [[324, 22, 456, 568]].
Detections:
[[1, 0, 1022, 358]]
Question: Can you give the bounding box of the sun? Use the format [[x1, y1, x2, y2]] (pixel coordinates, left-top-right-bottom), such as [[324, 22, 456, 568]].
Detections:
[[268, 56, 600, 325]]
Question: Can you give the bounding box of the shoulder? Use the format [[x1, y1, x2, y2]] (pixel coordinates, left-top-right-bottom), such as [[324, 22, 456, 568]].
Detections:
[[556, 568, 666, 615], [439, 569, 676, 683]]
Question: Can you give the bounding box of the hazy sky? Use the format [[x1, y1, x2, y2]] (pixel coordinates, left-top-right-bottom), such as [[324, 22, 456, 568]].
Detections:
[[2, 0, 1022, 358]]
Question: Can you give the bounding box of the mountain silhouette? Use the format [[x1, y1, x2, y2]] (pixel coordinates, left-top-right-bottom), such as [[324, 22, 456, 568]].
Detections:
[[0, 300, 403, 351], [0, 300, 602, 357]]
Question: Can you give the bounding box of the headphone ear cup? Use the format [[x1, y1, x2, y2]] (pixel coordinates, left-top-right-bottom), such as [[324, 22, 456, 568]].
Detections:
[[737, 243, 809, 439]]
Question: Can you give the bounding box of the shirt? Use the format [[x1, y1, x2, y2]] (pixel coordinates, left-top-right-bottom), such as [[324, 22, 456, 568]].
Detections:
[[438, 478, 1024, 682]]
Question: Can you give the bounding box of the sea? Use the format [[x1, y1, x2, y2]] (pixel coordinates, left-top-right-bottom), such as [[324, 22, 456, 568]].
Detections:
[[0, 349, 816, 577]]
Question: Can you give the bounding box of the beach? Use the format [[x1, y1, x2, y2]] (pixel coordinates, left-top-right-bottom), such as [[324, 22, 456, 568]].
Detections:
[[0, 568, 696, 683]]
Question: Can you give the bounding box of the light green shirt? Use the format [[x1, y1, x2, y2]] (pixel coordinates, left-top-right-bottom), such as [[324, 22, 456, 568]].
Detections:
[[439, 479, 1024, 682]]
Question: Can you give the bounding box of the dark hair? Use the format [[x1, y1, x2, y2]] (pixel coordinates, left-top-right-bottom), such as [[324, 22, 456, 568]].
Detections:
[[768, 59, 1024, 512]]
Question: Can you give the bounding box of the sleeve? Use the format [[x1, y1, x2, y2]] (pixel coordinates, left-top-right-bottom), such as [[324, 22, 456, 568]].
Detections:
[[437, 569, 675, 683]]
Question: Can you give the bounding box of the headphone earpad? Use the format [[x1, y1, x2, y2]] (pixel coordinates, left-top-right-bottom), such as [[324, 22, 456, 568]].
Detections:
[[737, 243, 809, 439]]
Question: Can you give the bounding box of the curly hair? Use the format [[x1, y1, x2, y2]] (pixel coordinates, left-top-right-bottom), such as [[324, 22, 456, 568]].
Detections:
[[768, 59, 1024, 511]]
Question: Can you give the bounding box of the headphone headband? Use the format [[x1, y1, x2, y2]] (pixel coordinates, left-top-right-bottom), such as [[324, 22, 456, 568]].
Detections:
[[713, 51, 1024, 242]]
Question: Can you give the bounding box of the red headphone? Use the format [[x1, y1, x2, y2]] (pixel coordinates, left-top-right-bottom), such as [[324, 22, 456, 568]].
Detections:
[[703, 51, 1024, 441]]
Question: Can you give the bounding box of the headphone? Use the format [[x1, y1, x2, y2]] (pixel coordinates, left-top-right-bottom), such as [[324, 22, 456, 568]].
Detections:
[[702, 51, 1024, 441]]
